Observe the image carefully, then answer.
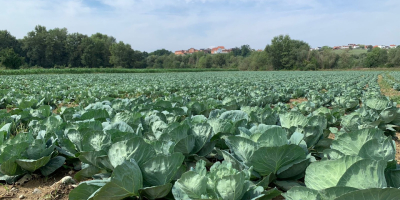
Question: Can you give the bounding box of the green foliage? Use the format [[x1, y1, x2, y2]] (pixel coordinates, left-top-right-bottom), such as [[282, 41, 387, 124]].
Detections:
[[0, 71, 399, 199], [0, 48, 25, 69], [1, 26, 400, 71], [149, 49, 172, 56], [365, 47, 388, 68], [265, 35, 310, 70], [109, 41, 137, 68]]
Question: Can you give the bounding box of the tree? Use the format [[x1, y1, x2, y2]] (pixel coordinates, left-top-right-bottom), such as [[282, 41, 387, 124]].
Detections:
[[364, 47, 388, 68], [66, 33, 88, 67], [150, 49, 172, 56], [212, 54, 227, 67], [45, 28, 68, 67], [230, 47, 241, 57], [22, 25, 48, 67], [109, 41, 135, 68], [265, 35, 310, 70], [387, 48, 400, 67], [0, 30, 22, 53], [198, 55, 212, 68], [367, 45, 373, 52], [81, 33, 116, 68], [240, 45, 251, 57], [0, 48, 25, 69]]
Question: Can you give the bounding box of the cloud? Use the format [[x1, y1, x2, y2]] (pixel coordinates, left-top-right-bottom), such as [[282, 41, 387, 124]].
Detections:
[[0, 0, 399, 51]]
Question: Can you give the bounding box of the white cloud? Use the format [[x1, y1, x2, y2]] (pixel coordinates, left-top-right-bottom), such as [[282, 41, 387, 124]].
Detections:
[[0, 0, 399, 51]]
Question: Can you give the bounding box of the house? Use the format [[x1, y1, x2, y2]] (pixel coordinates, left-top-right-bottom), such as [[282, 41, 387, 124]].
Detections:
[[199, 48, 211, 53], [188, 48, 199, 54], [390, 45, 397, 49], [175, 48, 200, 55], [211, 46, 226, 54], [175, 50, 185, 55], [375, 45, 387, 49], [221, 49, 232, 53], [333, 46, 341, 50], [341, 46, 350, 49]]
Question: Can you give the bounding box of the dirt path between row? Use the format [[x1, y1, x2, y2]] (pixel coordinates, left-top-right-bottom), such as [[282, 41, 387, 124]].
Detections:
[[377, 74, 400, 163], [0, 169, 75, 200], [378, 75, 400, 99]]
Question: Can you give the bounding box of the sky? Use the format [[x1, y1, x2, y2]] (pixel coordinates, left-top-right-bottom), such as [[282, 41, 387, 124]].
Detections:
[[1, 0, 399, 52]]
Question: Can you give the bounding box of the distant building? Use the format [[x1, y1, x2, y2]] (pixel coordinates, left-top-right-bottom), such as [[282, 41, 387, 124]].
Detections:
[[390, 45, 397, 49], [175, 48, 201, 55], [175, 50, 185, 55], [188, 48, 199, 54], [221, 49, 232, 53], [211, 46, 225, 54], [341, 46, 350, 49], [199, 48, 211, 53], [333, 46, 341, 50]]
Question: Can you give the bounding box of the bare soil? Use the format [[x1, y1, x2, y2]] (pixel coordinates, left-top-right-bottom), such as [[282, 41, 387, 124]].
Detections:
[[396, 133, 400, 164], [378, 75, 400, 97], [288, 98, 308, 108], [52, 103, 79, 114], [0, 169, 76, 200]]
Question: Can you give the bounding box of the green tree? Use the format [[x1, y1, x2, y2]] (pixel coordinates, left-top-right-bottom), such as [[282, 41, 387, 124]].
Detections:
[[81, 33, 116, 68], [364, 47, 388, 68], [240, 45, 251, 57], [198, 55, 212, 68], [0, 30, 22, 53], [66, 33, 88, 67], [337, 51, 353, 68], [150, 49, 172, 56], [265, 35, 310, 70], [212, 54, 227, 67], [230, 47, 241, 57], [22, 25, 48, 67], [367, 45, 373, 52], [45, 28, 68, 67], [0, 48, 25, 69], [388, 48, 400, 67], [109, 41, 136, 68]]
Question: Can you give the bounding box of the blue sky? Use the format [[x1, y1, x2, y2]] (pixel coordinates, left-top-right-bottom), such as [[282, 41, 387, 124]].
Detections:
[[1, 0, 399, 52]]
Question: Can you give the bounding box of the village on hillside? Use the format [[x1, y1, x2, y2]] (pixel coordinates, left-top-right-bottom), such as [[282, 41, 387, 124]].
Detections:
[[176, 44, 399, 55], [174, 46, 264, 55], [311, 44, 398, 51]]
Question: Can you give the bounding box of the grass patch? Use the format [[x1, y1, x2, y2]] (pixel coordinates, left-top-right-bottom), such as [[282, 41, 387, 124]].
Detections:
[[0, 68, 238, 75]]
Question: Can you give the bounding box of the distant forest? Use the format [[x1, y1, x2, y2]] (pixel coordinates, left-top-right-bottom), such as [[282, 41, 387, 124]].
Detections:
[[1, 25, 399, 70]]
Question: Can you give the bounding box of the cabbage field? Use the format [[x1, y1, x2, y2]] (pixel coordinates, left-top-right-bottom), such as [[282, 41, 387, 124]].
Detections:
[[1, 71, 400, 200]]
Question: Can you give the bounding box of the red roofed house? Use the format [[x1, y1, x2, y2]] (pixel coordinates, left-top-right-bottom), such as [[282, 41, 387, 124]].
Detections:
[[211, 46, 225, 54], [175, 50, 185, 55], [188, 48, 199, 54], [390, 45, 397, 49]]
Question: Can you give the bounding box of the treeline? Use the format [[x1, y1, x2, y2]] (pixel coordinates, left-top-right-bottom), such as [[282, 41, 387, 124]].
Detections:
[[1, 25, 400, 70]]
